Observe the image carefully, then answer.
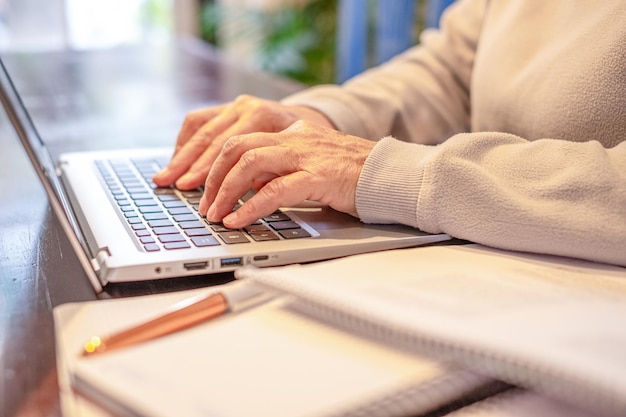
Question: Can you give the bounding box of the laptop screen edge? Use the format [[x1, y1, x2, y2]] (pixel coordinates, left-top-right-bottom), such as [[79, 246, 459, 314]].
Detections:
[[0, 55, 103, 293]]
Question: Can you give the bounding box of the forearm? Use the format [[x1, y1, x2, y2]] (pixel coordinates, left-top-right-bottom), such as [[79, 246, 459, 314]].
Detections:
[[282, 0, 486, 144], [356, 135, 626, 266]]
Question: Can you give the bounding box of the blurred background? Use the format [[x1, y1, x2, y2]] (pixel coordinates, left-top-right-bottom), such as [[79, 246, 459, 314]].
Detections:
[[0, 0, 452, 86]]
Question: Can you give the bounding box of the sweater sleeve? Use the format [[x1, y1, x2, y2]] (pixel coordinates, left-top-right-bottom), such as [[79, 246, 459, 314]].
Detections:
[[356, 135, 626, 267], [281, 0, 487, 144]]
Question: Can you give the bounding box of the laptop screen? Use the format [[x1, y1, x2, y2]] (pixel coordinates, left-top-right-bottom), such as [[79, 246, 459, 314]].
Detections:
[[0, 55, 102, 291]]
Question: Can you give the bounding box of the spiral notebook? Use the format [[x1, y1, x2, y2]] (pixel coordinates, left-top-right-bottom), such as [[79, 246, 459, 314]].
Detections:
[[238, 244, 626, 417]]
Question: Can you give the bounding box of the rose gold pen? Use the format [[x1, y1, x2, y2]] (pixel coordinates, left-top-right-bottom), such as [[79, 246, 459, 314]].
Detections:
[[82, 281, 272, 357]]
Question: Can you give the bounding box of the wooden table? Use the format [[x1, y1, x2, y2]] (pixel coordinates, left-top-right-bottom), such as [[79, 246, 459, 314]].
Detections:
[[0, 38, 303, 417]]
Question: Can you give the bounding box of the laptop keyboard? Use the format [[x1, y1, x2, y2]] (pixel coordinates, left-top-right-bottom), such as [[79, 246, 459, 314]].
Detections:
[[95, 157, 312, 252]]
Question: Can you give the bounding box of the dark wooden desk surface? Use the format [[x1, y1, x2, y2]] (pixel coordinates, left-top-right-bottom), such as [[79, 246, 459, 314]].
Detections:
[[0, 39, 304, 417]]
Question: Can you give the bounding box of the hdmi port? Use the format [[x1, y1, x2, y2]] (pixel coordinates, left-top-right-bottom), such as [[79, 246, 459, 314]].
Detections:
[[184, 261, 209, 271]]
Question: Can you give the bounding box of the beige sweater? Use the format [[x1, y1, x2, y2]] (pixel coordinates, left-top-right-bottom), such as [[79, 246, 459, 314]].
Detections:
[[282, 0, 626, 266]]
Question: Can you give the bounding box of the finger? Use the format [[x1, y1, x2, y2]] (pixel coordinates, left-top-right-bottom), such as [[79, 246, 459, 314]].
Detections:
[[173, 106, 226, 155], [152, 106, 224, 186], [178, 110, 292, 190], [203, 144, 307, 223], [154, 105, 240, 187], [155, 96, 300, 187], [223, 172, 315, 228], [200, 133, 286, 215]]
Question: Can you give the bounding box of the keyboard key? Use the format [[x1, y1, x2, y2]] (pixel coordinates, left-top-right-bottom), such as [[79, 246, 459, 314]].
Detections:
[[163, 241, 191, 250], [135, 229, 151, 237], [263, 213, 291, 222], [218, 232, 250, 244], [245, 224, 271, 233], [154, 187, 176, 195], [118, 175, 138, 183], [144, 243, 160, 252], [162, 200, 187, 209], [186, 197, 201, 204], [129, 192, 153, 200], [168, 207, 193, 215], [148, 219, 173, 228], [125, 186, 148, 194], [158, 195, 182, 202], [269, 221, 301, 230], [144, 212, 168, 221], [210, 222, 235, 233], [178, 220, 205, 229], [173, 214, 198, 222], [279, 229, 311, 239], [158, 234, 186, 243], [185, 228, 212, 237], [152, 226, 179, 235], [140, 236, 156, 244], [249, 231, 280, 241], [190, 236, 220, 247], [182, 191, 203, 198], [138, 206, 164, 214], [135, 199, 158, 207]]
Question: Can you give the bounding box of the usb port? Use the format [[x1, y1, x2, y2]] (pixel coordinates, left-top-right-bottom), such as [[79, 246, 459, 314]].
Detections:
[[183, 261, 209, 271], [253, 255, 269, 261], [220, 257, 243, 268]]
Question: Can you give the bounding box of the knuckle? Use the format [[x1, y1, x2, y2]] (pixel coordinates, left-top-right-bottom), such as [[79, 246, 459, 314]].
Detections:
[[185, 132, 212, 153], [233, 94, 259, 110], [182, 110, 206, 130], [236, 95, 273, 116], [289, 119, 307, 130], [204, 173, 218, 191], [238, 149, 261, 169], [221, 135, 244, 155], [181, 113, 194, 127], [284, 119, 313, 133], [239, 198, 260, 217], [234, 94, 254, 103], [261, 178, 287, 201]]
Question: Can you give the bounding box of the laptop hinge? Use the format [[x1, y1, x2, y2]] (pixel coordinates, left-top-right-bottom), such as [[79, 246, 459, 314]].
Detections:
[[91, 247, 111, 273]]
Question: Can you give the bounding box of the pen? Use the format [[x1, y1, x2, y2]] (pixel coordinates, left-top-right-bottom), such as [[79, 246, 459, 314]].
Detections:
[[82, 281, 272, 357]]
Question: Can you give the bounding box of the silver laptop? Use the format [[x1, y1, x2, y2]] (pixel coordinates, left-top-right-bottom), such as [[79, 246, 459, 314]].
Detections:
[[0, 56, 449, 292]]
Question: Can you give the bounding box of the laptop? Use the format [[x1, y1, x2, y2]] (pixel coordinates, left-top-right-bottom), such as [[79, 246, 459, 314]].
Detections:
[[0, 55, 449, 292]]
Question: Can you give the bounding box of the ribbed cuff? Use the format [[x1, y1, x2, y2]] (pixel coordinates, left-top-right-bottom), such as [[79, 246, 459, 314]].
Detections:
[[355, 136, 436, 226]]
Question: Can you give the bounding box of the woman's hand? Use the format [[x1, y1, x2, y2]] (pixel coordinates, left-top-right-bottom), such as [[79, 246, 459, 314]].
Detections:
[[152, 95, 334, 190], [199, 120, 376, 229]]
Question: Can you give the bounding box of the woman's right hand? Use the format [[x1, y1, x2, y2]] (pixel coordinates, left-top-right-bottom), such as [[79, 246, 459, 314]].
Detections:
[[152, 94, 334, 190]]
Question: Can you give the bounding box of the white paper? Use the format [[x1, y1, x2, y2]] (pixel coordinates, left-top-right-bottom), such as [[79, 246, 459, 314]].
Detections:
[[239, 244, 626, 417]]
